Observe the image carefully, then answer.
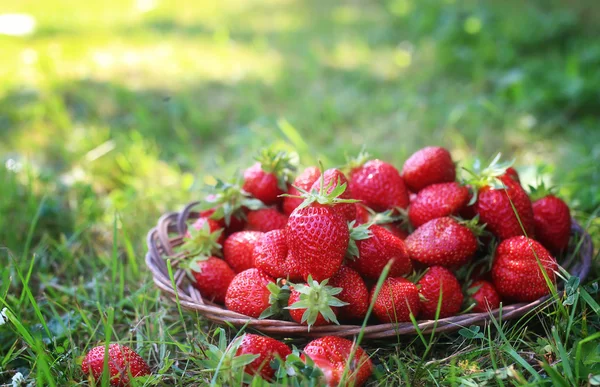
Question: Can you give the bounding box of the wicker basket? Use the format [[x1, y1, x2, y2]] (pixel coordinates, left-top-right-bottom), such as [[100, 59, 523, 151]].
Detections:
[[145, 201, 593, 339]]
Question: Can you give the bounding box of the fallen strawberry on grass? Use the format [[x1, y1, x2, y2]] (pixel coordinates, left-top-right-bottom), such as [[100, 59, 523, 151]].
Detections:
[[81, 344, 151, 387]]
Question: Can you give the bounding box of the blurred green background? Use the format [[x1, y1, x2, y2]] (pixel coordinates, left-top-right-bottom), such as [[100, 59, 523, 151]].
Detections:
[[1, 0, 600, 384]]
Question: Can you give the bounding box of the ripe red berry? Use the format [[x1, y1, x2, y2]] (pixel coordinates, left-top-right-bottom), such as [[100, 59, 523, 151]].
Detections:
[[245, 208, 288, 233], [81, 344, 151, 387], [348, 225, 412, 280], [418, 266, 464, 319], [408, 182, 469, 228], [492, 236, 557, 302], [402, 147, 456, 192], [190, 257, 236, 304], [468, 280, 501, 313], [371, 277, 421, 323], [225, 268, 275, 318], [405, 217, 478, 268], [329, 266, 369, 321], [235, 334, 292, 381], [302, 337, 373, 387], [532, 195, 571, 252], [282, 166, 321, 216], [223, 231, 264, 273], [349, 159, 410, 212]]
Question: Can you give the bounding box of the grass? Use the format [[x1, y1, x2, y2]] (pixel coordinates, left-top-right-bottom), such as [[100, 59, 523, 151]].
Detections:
[[0, 0, 599, 385]]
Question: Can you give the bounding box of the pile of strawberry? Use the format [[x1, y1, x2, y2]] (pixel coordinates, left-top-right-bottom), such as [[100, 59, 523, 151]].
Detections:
[[177, 146, 571, 331]]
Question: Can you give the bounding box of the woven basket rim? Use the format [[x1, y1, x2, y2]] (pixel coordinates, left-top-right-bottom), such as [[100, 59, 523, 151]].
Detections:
[[145, 201, 594, 339]]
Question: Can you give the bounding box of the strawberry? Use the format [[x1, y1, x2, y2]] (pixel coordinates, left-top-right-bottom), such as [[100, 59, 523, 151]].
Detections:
[[408, 182, 469, 228], [285, 168, 355, 281], [467, 280, 501, 312], [302, 337, 373, 387], [371, 277, 421, 323], [225, 268, 278, 318], [347, 224, 412, 280], [532, 195, 571, 253], [328, 266, 369, 321], [465, 155, 535, 240], [282, 166, 321, 216], [254, 229, 290, 279], [223, 231, 264, 273], [245, 208, 288, 232], [309, 168, 356, 222], [235, 334, 292, 381], [189, 257, 236, 304], [287, 276, 347, 328], [287, 204, 348, 281], [491, 236, 557, 302], [348, 156, 410, 212], [243, 148, 297, 205], [405, 217, 478, 268], [418, 266, 464, 319], [81, 344, 151, 387], [476, 177, 535, 240], [505, 167, 520, 183], [402, 146, 456, 192]]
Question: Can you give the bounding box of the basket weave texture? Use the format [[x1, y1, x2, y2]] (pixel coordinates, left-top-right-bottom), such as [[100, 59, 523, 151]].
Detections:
[[145, 201, 593, 339]]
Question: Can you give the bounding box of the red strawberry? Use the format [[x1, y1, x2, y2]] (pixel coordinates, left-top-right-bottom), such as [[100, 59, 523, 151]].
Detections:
[[81, 344, 151, 387], [405, 217, 478, 268], [348, 224, 412, 280], [309, 168, 356, 222], [225, 268, 276, 318], [467, 280, 501, 312], [329, 266, 369, 321], [286, 204, 349, 281], [287, 277, 346, 328], [408, 182, 469, 228], [402, 147, 456, 192], [348, 158, 410, 212], [254, 229, 290, 279], [302, 337, 373, 387], [243, 149, 297, 205], [283, 166, 321, 216], [246, 208, 288, 232], [532, 195, 571, 252], [418, 266, 464, 319], [235, 334, 292, 381], [475, 176, 535, 240], [223, 231, 264, 273], [492, 236, 557, 302], [505, 167, 520, 183], [371, 277, 420, 323], [190, 257, 236, 304]]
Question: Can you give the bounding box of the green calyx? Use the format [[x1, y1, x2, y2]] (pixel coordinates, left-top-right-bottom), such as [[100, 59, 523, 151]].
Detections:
[[199, 177, 265, 226], [254, 147, 298, 191], [342, 149, 371, 174], [452, 215, 488, 238], [527, 180, 557, 202], [283, 161, 359, 209], [346, 220, 372, 260], [200, 328, 261, 385], [462, 153, 514, 205], [286, 275, 348, 330], [177, 220, 223, 260], [259, 279, 291, 320]]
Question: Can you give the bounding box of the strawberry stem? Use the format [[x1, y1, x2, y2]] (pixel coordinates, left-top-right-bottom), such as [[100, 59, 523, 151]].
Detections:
[[286, 275, 348, 330]]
